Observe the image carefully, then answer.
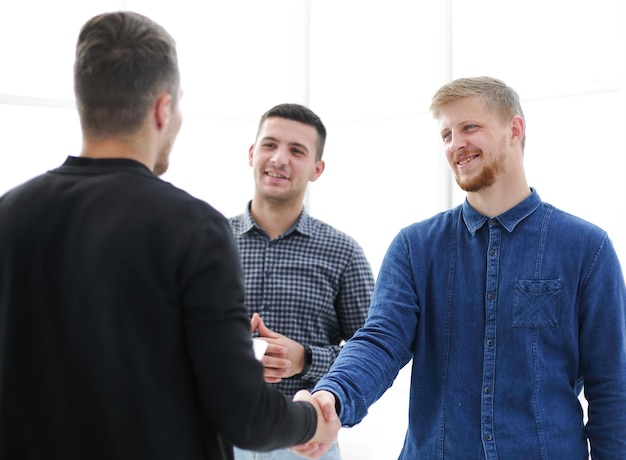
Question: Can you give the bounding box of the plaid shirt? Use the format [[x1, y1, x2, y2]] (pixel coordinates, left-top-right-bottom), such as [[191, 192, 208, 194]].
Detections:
[[229, 203, 374, 398]]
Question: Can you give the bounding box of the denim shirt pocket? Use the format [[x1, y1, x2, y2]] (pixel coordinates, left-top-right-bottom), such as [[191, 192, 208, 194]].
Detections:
[[512, 279, 561, 328]]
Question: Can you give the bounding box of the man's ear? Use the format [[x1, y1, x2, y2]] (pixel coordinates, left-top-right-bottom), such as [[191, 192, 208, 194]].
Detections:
[[309, 160, 325, 182], [248, 144, 255, 167], [155, 93, 173, 131], [510, 115, 525, 145]]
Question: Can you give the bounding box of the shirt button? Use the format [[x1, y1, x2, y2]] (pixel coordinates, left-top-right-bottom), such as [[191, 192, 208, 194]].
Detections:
[[490, 250, 497, 256], [487, 339, 494, 346], [484, 387, 491, 394], [485, 434, 493, 441], [487, 293, 495, 300]]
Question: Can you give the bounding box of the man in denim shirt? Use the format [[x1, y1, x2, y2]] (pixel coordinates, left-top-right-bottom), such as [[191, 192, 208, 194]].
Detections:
[[293, 77, 626, 459]]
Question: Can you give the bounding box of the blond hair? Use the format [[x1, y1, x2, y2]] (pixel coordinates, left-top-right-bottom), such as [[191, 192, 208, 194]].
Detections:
[[429, 77, 526, 148]]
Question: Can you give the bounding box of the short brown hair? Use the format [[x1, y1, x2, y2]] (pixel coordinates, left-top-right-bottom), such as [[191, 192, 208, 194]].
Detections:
[[74, 12, 180, 137]]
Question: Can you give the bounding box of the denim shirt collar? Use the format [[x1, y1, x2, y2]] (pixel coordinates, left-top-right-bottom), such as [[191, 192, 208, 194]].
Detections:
[[461, 188, 541, 236], [240, 201, 313, 238]]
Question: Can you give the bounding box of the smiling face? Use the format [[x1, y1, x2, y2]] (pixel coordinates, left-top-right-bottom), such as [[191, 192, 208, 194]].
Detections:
[[249, 116, 325, 206], [438, 96, 514, 193]]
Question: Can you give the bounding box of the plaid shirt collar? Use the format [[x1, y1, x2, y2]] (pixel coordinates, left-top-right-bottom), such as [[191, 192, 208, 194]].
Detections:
[[238, 200, 314, 239]]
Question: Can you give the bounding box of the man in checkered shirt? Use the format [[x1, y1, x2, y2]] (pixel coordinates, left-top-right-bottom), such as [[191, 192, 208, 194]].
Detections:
[[230, 103, 375, 460]]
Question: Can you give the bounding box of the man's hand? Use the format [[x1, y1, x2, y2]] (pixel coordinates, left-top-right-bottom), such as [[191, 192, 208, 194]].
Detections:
[[289, 390, 340, 459], [311, 390, 338, 423], [250, 313, 307, 383]]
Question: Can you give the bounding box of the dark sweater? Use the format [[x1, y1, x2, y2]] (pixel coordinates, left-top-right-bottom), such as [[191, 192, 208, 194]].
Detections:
[[0, 156, 316, 459]]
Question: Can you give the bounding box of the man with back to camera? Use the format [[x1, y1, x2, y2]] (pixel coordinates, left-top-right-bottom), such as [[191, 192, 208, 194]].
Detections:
[[292, 76, 626, 459], [0, 11, 339, 460], [230, 103, 375, 460]]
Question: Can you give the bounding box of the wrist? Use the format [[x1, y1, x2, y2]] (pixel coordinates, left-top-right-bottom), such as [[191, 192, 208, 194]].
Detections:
[[300, 345, 313, 375]]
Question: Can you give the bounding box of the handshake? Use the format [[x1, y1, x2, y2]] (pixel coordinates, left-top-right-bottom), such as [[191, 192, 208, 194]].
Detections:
[[289, 390, 340, 459]]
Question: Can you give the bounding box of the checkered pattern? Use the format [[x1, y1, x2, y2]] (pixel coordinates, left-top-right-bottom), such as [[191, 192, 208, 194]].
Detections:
[[230, 203, 374, 397]]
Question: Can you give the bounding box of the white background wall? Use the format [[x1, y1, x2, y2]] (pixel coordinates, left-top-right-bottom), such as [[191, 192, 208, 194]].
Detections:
[[1, 1, 624, 458]]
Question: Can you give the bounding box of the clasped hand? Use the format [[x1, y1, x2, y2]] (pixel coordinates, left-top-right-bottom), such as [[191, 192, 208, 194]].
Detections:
[[289, 390, 340, 459]]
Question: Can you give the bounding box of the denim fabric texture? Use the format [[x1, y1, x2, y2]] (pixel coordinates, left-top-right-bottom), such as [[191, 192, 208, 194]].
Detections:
[[315, 189, 626, 459]]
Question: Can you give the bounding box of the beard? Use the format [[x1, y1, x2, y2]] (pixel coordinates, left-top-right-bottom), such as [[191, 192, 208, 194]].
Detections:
[[153, 160, 169, 177], [257, 184, 299, 206], [454, 154, 504, 193], [153, 156, 170, 177], [153, 139, 173, 177]]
